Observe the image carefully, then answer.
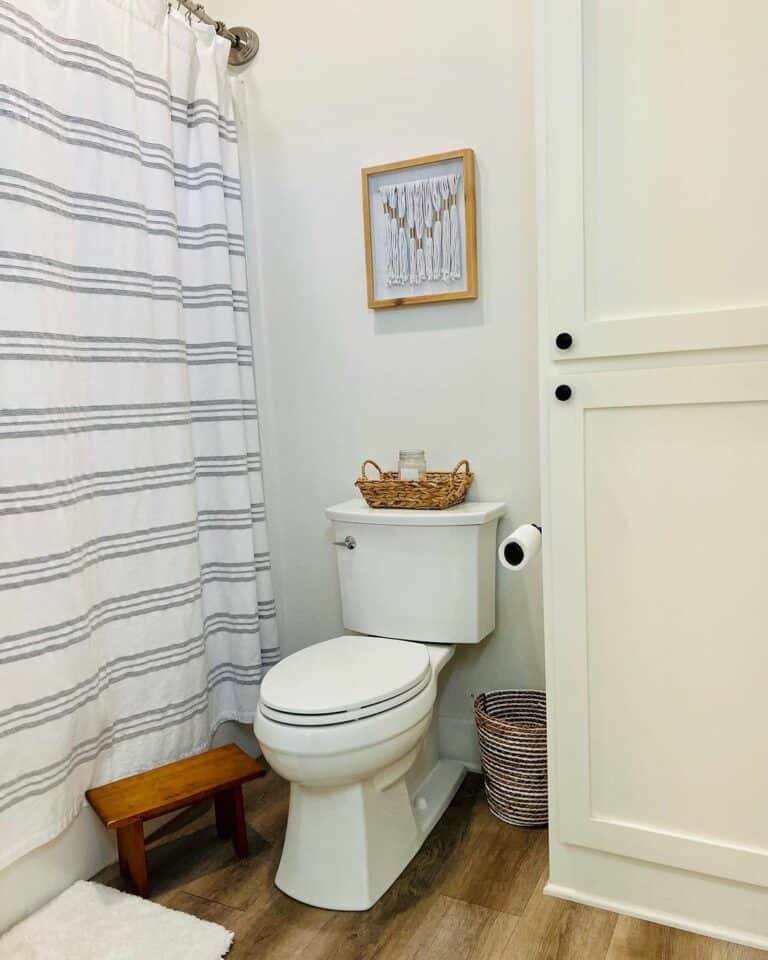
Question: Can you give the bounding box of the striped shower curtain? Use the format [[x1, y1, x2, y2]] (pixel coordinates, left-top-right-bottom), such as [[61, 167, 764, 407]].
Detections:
[[0, 0, 279, 868]]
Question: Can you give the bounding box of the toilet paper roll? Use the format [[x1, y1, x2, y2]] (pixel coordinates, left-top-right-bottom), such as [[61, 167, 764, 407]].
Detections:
[[498, 524, 542, 571]]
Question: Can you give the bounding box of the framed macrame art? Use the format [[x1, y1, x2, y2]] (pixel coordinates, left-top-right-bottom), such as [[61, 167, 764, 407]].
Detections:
[[361, 148, 477, 309]]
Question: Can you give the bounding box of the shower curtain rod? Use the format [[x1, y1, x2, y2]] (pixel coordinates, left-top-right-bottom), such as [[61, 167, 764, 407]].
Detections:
[[175, 0, 259, 65]]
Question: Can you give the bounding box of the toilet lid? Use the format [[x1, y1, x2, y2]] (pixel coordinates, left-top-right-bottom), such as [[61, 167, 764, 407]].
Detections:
[[260, 635, 431, 725]]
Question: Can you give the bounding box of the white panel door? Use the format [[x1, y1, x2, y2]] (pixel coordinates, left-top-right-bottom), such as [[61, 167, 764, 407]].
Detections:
[[542, 0, 768, 359], [548, 362, 768, 886]]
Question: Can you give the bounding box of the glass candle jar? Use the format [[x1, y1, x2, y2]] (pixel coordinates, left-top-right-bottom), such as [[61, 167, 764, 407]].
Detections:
[[398, 449, 427, 481]]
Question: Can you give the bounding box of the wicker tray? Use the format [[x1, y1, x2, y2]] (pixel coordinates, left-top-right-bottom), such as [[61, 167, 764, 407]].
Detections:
[[355, 459, 473, 510]]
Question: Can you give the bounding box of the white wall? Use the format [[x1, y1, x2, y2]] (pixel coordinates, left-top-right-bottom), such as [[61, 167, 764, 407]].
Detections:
[[220, 0, 542, 767]]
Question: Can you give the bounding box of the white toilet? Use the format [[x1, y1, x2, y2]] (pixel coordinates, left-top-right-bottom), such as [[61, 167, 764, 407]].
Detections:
[[254, 498, 505, 911]]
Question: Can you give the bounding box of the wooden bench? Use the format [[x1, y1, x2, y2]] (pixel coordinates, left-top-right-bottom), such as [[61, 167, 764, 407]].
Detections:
[[86, 744, 265, 897]]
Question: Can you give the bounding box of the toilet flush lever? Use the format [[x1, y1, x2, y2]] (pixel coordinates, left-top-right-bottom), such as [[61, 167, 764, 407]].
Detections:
[[332, 535, 356, 550]]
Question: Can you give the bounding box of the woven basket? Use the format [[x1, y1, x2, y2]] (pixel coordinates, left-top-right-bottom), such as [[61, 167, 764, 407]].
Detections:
[[355, 459, 473, 510], [474, 690, 548, 828]]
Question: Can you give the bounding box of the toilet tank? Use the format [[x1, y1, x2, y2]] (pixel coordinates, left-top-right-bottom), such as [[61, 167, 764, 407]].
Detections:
[[325, 500, 506, 645]]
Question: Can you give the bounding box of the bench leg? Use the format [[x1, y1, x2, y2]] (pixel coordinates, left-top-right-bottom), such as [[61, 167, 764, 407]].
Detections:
[[116, 821, 148, 897], [214, 785, 248, 859], [214, 788, 233, 839]]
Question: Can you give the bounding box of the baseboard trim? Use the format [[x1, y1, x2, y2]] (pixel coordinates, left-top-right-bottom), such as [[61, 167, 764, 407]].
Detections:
[[544, 882, 768, 952]]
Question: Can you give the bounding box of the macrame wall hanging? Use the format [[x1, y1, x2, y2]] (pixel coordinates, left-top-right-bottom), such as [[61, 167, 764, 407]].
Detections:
[[362, 149, 478, 309], [378, 176, 463, 287]]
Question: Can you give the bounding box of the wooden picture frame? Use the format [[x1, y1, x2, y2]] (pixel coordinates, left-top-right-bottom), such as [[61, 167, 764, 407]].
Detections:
[[361, 148, 477, 309]]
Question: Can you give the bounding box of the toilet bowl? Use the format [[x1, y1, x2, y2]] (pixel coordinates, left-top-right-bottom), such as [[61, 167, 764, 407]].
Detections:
[[254, 498, 506, 911], [255, 637, 461, 910]]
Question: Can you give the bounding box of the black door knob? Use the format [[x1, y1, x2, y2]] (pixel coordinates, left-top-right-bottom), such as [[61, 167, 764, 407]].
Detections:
[[555, 384, 572, 402], [555, 332, 573, 350]]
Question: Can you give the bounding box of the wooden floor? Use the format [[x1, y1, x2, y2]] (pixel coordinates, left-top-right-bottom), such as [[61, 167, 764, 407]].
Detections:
[[95, 771, 766, 959]]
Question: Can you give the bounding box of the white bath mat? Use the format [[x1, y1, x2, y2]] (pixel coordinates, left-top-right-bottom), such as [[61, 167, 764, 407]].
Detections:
[[0, 880, 233, 959]]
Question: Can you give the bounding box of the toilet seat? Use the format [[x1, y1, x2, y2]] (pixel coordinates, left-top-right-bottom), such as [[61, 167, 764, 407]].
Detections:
[[259, 634, 432, 727]]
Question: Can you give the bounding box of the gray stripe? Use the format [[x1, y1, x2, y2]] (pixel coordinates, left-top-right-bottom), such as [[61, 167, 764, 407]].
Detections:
[[0, 397, 256, 423], [0, 186, 245, 255], [0, 592, 203, 664], [0, 254, 246, 303], [206, 626, 263, 636], [0, 107, 173, 179], [0, 577, 204, 653], [0, 330, 253, 366], [0, 2, 238, 135], [0, 250, 179, 286], [1, 695, 209, 795], [0, 168, 243, 240], [0, 564, 271, 665], [5, 653, 266, 739], [0, 328, 180, 347], [0, 331, 252, 353], [5, 194, 174, 233], [0, 251, 248, 309], [0, 353, 252, 367], [0, 21, 238, 141], [0, 406, 255, 423], [0, 400, 252, 421], [0, 635, 208, 737], [209, 663, 261, 676], [170, 98, 237, 131], [0, 528, 197, 592], [198, 523, 254, 532], [0, 622, 276, 740], [0, 90, 241, 196], [0, 398, 255, 414], [0, 633, 205, 721], [0, 657, 270, 810], [0, 457, 261, 517], [0, 695, 212, 811], [0, 166, 175, 219], [200, 561, 259, 569], [179, 243, 244, 256], [0, 270, 249, 310], [204, 612, 260, 623], [0, 1, 169, 97], [0, 83, 173, 159], [198, 507, 262, 517], [204, 617, 260, 634], [0, 415, 256, 440], [0, 354, 253, 367], [0, 454, 258, 494], [0, 403, 255, 427], [0, 519, 262, 591], [0, 519, 199, 568], [181, 223, 243, 238]]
